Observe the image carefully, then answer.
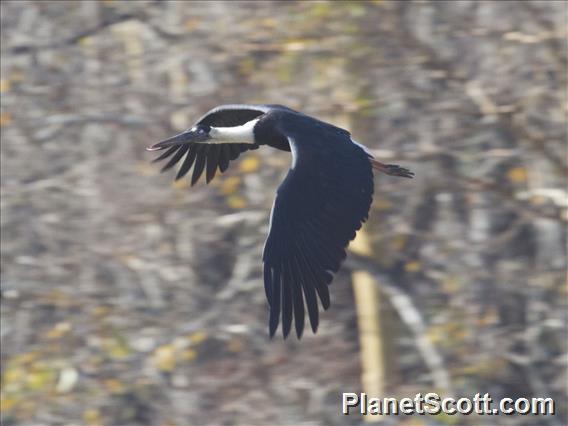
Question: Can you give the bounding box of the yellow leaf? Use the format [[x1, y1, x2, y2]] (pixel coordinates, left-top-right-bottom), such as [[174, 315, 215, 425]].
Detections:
[[136, 161, 156, 176], [78, 37, 94, 47], [181, 348, 197, 362], [46, 322, 72, 339], [239, 156, 260, 173], [309, 3, 332, 18], [404, 418, 427, 426], [477, 308, 499, 326], [92, 305, 110, 318], [220, 176, 241, 195], [84, 408, 103, 425], [349, 229, 373, 256], [104, 378, 125, 393], [404, 261, 421, 272], [153, 345, 176, 372], [172, 179, 189, 190], [392, 234, 408, 251], [188, 331, 207, 345], [0, 112, 12, 127], [103, 337, 131, 359], [508, 166, 527, 183], [227, 195, 246, 210], [3, 366, 25, 388], [227, 338, 243, 353], [0, 394, 17, 412], [530, 195, 547, 205], [427, 325, 443, 344], [12, 351, 39, 365], [0, 79, 10, 93], [26, 365, 55, 390], [261, 18, 278, 28], [283, 40, 307, 52], [373, 197, 392, 211], [10, 71, 24, 82]]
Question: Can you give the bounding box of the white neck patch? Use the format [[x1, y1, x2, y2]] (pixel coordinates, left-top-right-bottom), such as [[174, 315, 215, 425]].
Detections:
[[209, 119, 258, 144]]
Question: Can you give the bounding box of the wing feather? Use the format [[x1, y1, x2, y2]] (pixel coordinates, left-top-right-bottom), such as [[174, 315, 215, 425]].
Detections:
[[263, 123, 373, 338], [268, 264, 281, 337], [161, 145, 189, 173], [153, 142, 258, 185], [263, 263, 274, 307], [191, 145, 207, 186], [281, 261, 293, 338], [152, 146, 178, 163], [230, 144, 242, 159], [175, 145, 198, 180], [289, 258, 305, 339], [296, 238, 330, 310], [293, 253, 319, 332], [218, 146, 231, 172], [205, 144, 220, 183]]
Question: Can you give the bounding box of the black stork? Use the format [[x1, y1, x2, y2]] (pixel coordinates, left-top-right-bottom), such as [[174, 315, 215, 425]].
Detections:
[[147, 104, 413, 339]]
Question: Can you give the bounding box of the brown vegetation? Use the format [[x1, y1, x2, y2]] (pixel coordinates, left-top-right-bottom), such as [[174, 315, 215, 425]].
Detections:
[[1, 1, 566, 425]]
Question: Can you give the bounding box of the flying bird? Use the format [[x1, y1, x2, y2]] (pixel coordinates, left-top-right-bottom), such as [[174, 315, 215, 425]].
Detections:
[[147, 104, 413, 338]]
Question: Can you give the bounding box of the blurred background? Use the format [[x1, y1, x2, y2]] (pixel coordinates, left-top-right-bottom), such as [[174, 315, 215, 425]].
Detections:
[[1, 1, 566, 425]]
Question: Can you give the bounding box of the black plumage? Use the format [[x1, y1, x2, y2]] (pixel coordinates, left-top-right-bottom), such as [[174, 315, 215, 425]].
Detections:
[[148, 104, 413, 338]]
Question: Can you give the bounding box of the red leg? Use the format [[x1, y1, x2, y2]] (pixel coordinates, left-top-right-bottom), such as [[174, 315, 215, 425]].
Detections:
[[371, 159, 414, 178]]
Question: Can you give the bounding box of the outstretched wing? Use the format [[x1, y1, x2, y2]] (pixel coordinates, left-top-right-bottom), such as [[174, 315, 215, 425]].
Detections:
[[152, 141, 258, 185], [262, 120, 374, 338], [151, 105, 273, 185]]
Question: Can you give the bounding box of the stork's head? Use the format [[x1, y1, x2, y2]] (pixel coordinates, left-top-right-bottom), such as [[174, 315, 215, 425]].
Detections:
[[147, 119, 259, 151]]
